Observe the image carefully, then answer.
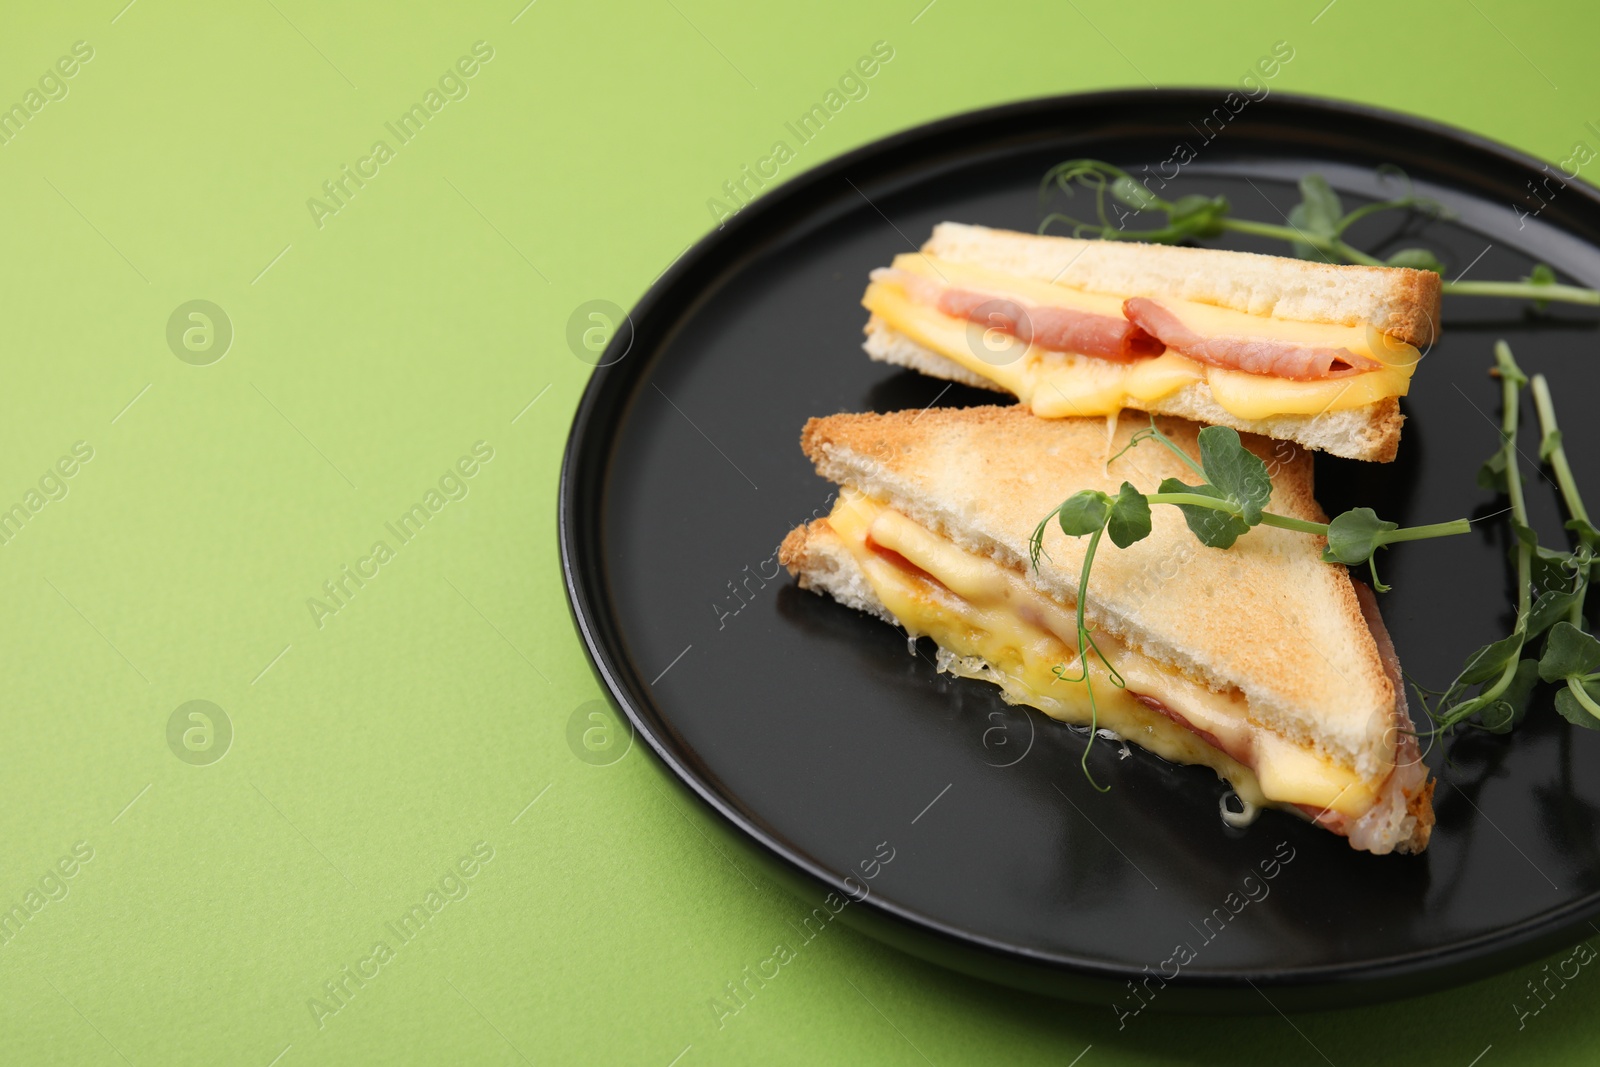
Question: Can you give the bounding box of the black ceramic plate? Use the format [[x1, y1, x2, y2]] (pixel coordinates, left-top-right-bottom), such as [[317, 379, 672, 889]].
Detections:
[[561, 91, 1600, 1012]]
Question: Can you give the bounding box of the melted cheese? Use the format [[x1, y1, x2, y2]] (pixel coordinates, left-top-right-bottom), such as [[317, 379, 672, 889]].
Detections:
[[825, 491, 1375, 816], [864, 254, 1421, 421]]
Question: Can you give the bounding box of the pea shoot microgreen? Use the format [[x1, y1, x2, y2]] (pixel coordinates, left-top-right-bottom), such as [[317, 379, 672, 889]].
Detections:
[[1030, 420, 1472, 775], [1038, 160, 1600, 308], [1421, 342, 1600, 736]]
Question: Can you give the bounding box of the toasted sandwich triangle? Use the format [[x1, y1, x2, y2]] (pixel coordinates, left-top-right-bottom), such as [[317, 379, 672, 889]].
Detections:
[[798, 405, 1397, 779]]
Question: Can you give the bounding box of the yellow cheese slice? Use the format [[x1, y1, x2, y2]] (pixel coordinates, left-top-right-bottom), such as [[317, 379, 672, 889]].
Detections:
[[864, 254, 1421, 421], [824, 490, 1377, 817]]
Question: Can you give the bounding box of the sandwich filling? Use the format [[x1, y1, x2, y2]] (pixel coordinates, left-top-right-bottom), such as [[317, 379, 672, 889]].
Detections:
[[816, 488, 1422, 832], [864, 254, 1421, 419]]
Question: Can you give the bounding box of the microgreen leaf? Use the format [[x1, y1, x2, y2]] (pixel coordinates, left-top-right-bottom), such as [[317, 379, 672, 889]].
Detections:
[[1284, 202, 1325, 261], [1528, 263, 1559, 312], [1477, 449, 1509, 492], [1538, 622, 1600, 683], [1527, 586, 1584, 639], [1282, 176, 1344, 262], [1494, 658, 1541, 733], [1057, 490, 1111, 537], [1555, 682, 1600, 730], [1106, 482, 1153, 549], [1157, 478, 1250, 549], [1477, 701, 1516, 732], [1457, 632, 1527, 687], [1511, 521, 1575, 594], [1296, 174, 1343, 237], [1196, 426, 1272, 525], [1567, 518, 1600, 552], [1529, 544, 1576, 595], [1478, 658, 1538, 735], [1167, 194, 1230, 239], [1111, 176, 1161, 212], [1386, 248, 1447, 273], [1321, 508, 1400, 566], [1499, 352, 1530, 388]]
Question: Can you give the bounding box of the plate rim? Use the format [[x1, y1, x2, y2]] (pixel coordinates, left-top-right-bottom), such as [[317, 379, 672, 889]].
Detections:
[[558, 87, 1600, 1001]]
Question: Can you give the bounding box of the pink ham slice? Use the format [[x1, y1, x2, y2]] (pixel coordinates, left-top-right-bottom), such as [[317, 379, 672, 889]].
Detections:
[[937, 290, 1164, 362], [1122, 297, 1384, 381], [870, 268, 1162, 362]]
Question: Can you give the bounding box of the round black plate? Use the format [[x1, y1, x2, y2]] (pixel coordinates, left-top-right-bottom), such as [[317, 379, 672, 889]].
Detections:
[[560, 90, 1600, 1012]]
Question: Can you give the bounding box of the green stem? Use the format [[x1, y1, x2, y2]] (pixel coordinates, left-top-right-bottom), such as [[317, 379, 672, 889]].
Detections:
[[1218, 218, 1307, 242], [1378, 518, 1476, 543], [1567, 677, 1600, 720], [1514, 505, 1532, 633], [1468, 656, 1523, 725], [1074, 529, 1098, 650], [1434, 634, 1525, 730], [1144, 492, 1468, 543], [1530, 372, 1592, 628], [1334, 198, 1415, 232], [1045, 161, 1600, 305], [1330, 239, 1383, 267], [1073, 528, 1109, 792], [1227, 216, 1600, 306], [1137, 423, 1209, 480], [1495, 341, 1533, 626], [1216, 218, 1382, 266], [1431, 343, 1534, 731], [1530, 373, 1591, 525], [1443, 280, 1600, 306], [1258, 513, 1335, 536], [1144, 491, 1243, 512]]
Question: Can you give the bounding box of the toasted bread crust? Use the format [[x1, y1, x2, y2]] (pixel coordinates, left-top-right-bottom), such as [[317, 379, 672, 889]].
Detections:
[[863, 317, 1406, 463], [925, 222, 1442, 346], [777, 524, 807, 568], [1408, 779, 1437, 850], [798, 405, 1399, 780]]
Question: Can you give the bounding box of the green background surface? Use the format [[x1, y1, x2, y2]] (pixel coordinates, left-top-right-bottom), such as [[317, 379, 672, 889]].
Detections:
[[2, 1, 1597, 1064]]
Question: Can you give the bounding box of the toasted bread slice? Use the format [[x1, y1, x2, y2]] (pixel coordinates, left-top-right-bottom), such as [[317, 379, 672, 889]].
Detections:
[[927, 223, 1439, 345], [781, 406, 1433, 853], [861, 223, 1441, 463]]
